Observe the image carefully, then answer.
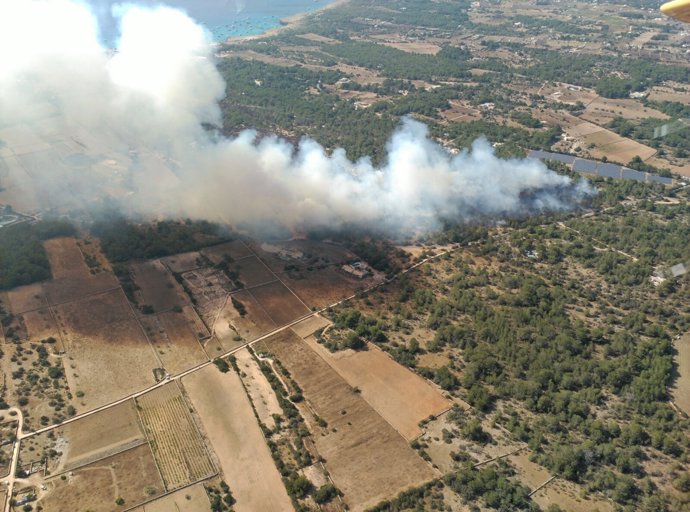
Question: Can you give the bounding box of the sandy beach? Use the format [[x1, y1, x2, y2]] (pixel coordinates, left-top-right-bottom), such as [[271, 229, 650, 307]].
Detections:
[[224, 0, 350, 43]]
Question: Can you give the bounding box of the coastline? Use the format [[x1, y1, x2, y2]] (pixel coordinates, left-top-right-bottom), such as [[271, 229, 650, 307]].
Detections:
[[224, 0, 350, 44]]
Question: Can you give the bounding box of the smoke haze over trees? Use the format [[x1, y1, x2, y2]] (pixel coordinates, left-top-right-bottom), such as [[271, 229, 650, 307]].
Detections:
[[0, 0, 593, 236]]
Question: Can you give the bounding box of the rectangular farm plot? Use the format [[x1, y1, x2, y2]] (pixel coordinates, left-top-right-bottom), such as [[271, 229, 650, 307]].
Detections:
[[262, 330, 438, 512], [303, 336, 452, 440], [183, 365, 293, 512], [249, 281, 311, 326], [132, 260, 188, 312], [43, 237, 91, 280], [53, 289, 160, 409], [234, 349, 282, 430], [59, 400, 146, 471], [135, 483, 211, 512], [43, 272, 120, 306], [21, 308, 59, 343], [233, 256, 276, 288], [201, 240, 253, 263], [213, 290, 275, 349], [40, 444, 164, 512], [279, 266, 365, 309], [155, 311, 209, 374], [161, 251, 203, 273], [136, 383, 216, 490], [6, 283, 46, 314]]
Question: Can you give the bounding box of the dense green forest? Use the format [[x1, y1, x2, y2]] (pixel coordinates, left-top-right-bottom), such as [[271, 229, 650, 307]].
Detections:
[[323, 178, 690, 510], [92, 218, 230, 263], [0, 220, 75, 290]]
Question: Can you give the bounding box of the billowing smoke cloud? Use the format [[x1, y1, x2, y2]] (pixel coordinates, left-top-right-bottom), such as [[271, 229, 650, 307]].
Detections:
[[0, 0, 593, 236]]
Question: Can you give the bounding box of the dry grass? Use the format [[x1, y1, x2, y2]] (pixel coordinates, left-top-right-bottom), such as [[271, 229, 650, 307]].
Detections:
[[40, 444, 164, 512], [43, 238, 91, 280], [143, 311, 208, 375], [261, 330, 438, 512], [249, 281, 311, 326], [132, 483, 211, 512], [235, 349, 283, 430], [132, 260, 188, 313], [303, 335, 451, 440], [54, 289, 160, 409], [183, 364, 293, 512], [6, 284, 47, 314]]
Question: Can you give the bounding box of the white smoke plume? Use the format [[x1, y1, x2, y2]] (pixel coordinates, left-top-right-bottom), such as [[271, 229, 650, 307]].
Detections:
[[0, 0, 593, 236]]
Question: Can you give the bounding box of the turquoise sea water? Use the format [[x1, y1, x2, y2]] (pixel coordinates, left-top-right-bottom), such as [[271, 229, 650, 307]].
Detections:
[[91, 0, 337, 44]]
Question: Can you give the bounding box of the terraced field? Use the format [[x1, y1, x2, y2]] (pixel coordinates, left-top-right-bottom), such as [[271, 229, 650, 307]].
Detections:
[[136, 383, 216, 490]]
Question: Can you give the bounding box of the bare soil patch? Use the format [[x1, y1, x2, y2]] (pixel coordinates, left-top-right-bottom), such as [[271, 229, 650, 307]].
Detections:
[[183, 364, 293, 512], [291, 315, 330, 339], [19, 400, 149, 474], [298, 33, 341, 44], [63, 401, 144, 469], [136, 383, 216, 490], [261, 330, 437, 512], [249, 281, 311, 326], [532, 476, 614, 512], [648, 85, 690, 104], [235, 349, 282, 430], [39, 444, 164, 512]]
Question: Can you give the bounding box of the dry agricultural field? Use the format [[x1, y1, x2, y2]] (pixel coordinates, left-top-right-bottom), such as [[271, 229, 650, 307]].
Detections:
[[248, 280, 311, 326], [40, 444, 164, 512], [53, 289, 160, 409], [261, 330, 438, 512], [131, 483, 211, 512], [136, 383, 216, 490], [303, 335, 452, 440], [183, 364, 293, 512]]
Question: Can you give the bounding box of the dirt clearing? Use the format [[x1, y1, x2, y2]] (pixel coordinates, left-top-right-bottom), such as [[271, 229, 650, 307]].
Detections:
[[303, 336, 451, 440], [183, 364, 293, 512], [261, 330, 437, 512]]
